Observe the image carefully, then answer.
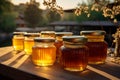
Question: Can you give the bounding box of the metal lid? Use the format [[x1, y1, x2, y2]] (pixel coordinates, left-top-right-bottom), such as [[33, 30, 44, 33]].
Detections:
[[80, 30, 106, 36], [34, 37, 55, 42], [55, 32, 73, 36], [63, 36, 87, 44], [13, 32, 26, 35], [41, 31, 55, 34], [24, 33, 40, 37]]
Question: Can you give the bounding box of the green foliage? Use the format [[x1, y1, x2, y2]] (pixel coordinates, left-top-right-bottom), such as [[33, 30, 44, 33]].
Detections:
[[76, 11, 108, 22], [46, 10, 61, 23], [63, 13, 77, 21], [13, 4, 27, 15], [0, 13, 16, 33], [116, 14, 120, 20], [76, 13, 89, 22], [38, 17, 48, 26], [0, 0, 13, 14], [0, 0, 16, 33], [89, 11, 108, 21], [24, 3, 42, 27]]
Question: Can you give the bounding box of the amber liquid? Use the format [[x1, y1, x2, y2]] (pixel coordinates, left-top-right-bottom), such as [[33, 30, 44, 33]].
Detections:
[[86, 42, 108, 64], [24, 39, 34, 55], [60, 46, 89, 71], [12, 37, 24, 51], [32, 46, 56, 66], [54, 41, 63, 60]]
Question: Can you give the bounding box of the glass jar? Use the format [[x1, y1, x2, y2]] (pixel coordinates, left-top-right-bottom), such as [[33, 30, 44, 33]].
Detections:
[[24, 33, 40, 55], [12, 32, 26, 51], [54, 32, 73, 61], [32, 37, 56, 66], [60, 36, 89, 71], [80, 30, 108, 64], [40, 31, 55, 38]]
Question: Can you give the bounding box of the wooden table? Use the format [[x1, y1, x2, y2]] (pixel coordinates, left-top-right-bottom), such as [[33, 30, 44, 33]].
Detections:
[[0, 46, 120, 80]]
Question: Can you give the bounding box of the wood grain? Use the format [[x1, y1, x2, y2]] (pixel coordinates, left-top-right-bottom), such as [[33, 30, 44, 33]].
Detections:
[[0, 46, 120, 80]]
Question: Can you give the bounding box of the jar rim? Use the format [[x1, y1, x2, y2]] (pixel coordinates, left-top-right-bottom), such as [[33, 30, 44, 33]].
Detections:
[[13, 32, 26, 35], [34, 37, 55, 42], [80, 30, 106, 36], [41, 31, 55, 34], [62, 36, 87, 44], [24, 33, 40, 37]]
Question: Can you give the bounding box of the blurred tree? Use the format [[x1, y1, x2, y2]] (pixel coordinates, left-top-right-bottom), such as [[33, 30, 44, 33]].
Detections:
[[89, 11, 107, 21], [13, 3, 27, 15], [0, 13, 16, 33], [0, 0, 13, 14], [76, 10, 108, 22], [29, 0, 39, 7], [46, 10, 61, 23], [63, 13, 76, 21], [0, 0, 16, 33], [24, 0, 43, 27]]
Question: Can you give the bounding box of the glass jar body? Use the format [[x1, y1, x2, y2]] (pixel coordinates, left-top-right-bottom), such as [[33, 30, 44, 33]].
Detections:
[[24, 37, 34, 55], [80, 31, 108, 64], [60, 45, 89, 71], [54, 32, 73, 61], [32, 42, 56, 66], [12, 35, 24, 51], [86, 41, 108, 64], [54, 40, 63, 59], [24, 33, 40, 55]]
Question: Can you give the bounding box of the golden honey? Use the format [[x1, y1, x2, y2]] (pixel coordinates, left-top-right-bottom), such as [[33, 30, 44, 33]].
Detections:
[[32, 37, 56, 66], [54, 32, 73, 61], [54, 40, 63, 58], [40, 31, 55, 38], [24, 33, 40, 55], [80, 30, 108, 64], [12, 32, 26, 51], [60, 36, 89, 71]]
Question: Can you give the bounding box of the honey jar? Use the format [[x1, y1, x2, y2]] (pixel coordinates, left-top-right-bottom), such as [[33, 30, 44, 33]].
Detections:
[[54, 32, 73, 61], [24, 33, 40, 55], [40, 31, 55, 38], [12, 32, 26, 51], [80, 30, 108, 64], [32, 37, 56, 66], [60, 36, 89, 71]]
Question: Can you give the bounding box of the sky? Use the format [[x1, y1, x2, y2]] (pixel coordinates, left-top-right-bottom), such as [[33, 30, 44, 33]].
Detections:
[[11, 0, 86, 9], [11, 0, 114, 9]]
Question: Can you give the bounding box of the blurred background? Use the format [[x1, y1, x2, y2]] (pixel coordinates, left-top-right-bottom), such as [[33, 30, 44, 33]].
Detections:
[[0, 0, 120, 47]]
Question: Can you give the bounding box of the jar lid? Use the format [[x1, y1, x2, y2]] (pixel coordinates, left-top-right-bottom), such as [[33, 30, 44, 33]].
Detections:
[[24, 33, 40, 37], [41, 31, 55, 34], [55, 32, 73, 36], [63, 36, 87, 44], [80, 30, 106, 36], [34, 37, 55, 42], [13, 32, 26, 35]]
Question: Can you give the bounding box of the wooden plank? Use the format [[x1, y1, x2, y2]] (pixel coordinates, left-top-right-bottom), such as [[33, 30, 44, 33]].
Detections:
[[12, 55, 29, 68], [0, 64, 48, 80], [1, 51, 25, 65], [0, 46, 120, 80], [88, 62, 120, 79], [0, 46, 14, 57], [87, 65, 120, 80], [0, 46, 12, 50], [19, 59, 88, 80], [19, 58, 109, 80]]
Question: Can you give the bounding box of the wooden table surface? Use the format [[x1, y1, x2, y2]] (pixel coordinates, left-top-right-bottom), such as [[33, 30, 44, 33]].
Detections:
[[0, 46, 120, 80]]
